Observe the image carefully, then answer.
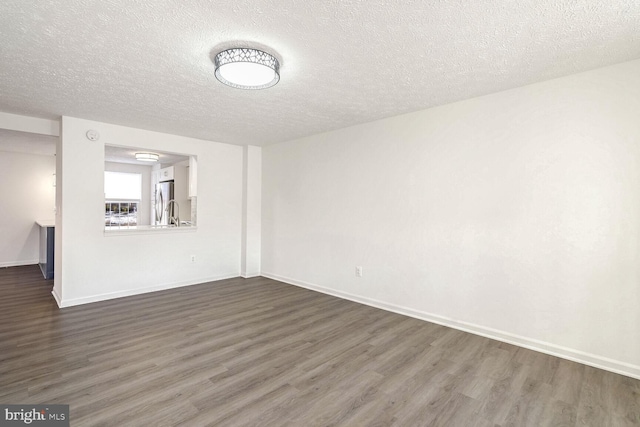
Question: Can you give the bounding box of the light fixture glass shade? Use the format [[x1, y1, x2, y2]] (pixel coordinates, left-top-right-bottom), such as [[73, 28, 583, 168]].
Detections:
[[135, 152, 159, 162], [214, 48, 280, 89]]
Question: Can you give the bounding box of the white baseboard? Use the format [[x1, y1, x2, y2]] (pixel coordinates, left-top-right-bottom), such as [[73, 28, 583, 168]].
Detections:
[[57, 273, 239, 308], [0, 259, 38, 268], [241, 272, 261, 278], [261, 271, 640, 381], [51, 288, 63, 308]]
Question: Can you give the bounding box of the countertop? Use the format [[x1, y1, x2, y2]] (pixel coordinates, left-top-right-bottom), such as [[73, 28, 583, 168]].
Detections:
[[36, 220, 55, 227], [104, 224, 197, 236]]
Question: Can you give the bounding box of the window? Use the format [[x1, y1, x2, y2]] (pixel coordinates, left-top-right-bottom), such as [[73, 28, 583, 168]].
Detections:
[[104, 171, 142, 227]]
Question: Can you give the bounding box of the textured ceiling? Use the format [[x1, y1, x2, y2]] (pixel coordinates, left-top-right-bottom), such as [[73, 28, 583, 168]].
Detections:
[[0, 1, 639, 146]]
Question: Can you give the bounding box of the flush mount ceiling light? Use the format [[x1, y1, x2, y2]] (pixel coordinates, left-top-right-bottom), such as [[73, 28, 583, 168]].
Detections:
[[135, 152, 159, 162], [214, 48, 280, 90]]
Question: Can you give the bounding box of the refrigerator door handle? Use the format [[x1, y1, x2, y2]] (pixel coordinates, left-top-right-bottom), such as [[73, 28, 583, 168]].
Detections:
[[155, 188, 163, 223]]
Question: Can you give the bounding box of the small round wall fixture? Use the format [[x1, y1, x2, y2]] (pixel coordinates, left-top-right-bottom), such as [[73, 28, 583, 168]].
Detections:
[[86, 130, 100, 141], [135, 152, 159, 162], [214, 48, 280, 90]]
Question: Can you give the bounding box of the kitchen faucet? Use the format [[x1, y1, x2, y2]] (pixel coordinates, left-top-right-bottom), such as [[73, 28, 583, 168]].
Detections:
[[166, 199, 180, 227]]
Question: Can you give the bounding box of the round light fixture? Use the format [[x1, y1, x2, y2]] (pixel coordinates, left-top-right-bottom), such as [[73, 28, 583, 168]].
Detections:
[[135, 153, 159, 162], [214, 48, 280, 90]]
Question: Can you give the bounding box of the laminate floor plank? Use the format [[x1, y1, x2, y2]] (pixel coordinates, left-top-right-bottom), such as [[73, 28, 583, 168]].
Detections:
[[1, 265, 638, 426]]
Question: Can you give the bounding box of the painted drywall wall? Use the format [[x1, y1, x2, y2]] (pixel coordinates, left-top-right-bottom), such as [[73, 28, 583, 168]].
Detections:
[[55, 116, 242, 306], [262, 59, 640, 378], [0, 111, 59, 137], [170, 160, 191, 222], [104, 161, 152, 226], [0, 150, 56, 267], [241, 145, 261, 277]]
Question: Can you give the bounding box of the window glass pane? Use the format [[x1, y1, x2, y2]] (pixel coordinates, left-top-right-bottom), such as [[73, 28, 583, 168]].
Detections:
[[104, 171, 142, 200], [126, 202, 138, 226], [105, 202, 139, 227]]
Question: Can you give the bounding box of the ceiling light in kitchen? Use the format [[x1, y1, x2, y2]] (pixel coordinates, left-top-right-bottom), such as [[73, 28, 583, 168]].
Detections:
[[135, 152, 159, 162]]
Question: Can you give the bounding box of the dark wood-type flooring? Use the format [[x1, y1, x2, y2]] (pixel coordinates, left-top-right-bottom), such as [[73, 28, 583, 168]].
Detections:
[[1, 265, 638, 426]]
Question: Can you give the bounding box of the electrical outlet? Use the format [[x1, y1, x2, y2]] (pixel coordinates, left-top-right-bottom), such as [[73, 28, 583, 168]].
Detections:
[[190, 255, 196, 263], [356, 266, 363, 277]]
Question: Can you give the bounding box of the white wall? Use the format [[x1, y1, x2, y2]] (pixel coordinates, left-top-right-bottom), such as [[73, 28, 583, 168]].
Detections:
[[0, 111, 59, 137], [171, 160, 191, 222], [0, 151, 56, 267], [241, 145, 262, 277], [104, 161, 152, 226], [262, 59, 640, 378], [55, 116, 243, 306]]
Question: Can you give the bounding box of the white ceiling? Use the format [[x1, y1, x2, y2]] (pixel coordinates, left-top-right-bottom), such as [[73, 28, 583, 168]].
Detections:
[[105, 145, 189, 166], [0, 1, 638, 147]]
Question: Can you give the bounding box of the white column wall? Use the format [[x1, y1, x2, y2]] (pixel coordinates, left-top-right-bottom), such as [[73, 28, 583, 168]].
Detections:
[[55, 116, 243, 306], [241, 145, 262, 277]]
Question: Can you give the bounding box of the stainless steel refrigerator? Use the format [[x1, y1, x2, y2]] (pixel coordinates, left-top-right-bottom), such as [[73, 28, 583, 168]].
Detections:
[[154, 181, 174, 225]]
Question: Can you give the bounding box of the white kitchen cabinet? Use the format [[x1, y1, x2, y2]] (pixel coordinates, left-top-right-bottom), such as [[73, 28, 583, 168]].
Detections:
[[159, 166, 174, 182], [173, 163, 189, 221], [150, 168, 161, 225], [188, 156, 197, 198]]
